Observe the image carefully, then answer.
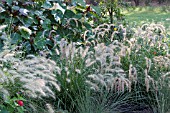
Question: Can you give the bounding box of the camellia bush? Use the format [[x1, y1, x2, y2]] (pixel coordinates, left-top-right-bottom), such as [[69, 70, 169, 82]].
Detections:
[[0, 0, 96, 54]]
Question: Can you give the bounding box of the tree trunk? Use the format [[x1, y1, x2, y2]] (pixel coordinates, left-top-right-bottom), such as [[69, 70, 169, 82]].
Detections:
[[134, 0, 140, 6], [110, 7, 113, 24], [158, 0, 166, 4]]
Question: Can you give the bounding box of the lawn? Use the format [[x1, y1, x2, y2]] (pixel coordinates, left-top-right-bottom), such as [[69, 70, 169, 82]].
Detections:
[[123, 6, 170, 30]]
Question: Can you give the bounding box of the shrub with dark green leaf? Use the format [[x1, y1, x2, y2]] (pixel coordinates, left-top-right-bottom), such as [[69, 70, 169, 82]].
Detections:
[[0, 0, 95, 54]]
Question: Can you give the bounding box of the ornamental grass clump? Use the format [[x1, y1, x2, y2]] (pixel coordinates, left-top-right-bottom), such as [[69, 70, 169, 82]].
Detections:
[[120, 22, 170, 113], [76, 22, 170, 112], [55, 38, 132, 93], [52, 38, 133, 112], [85, 41, 131, 92], [0, 37, 61, 112], [83, 23, 127, 44], [0, 52, 60, 99]]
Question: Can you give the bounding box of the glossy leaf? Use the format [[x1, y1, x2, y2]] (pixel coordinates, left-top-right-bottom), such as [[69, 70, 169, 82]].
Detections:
[[64, 9, 75, 18], [42, 1, 52, 9]]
